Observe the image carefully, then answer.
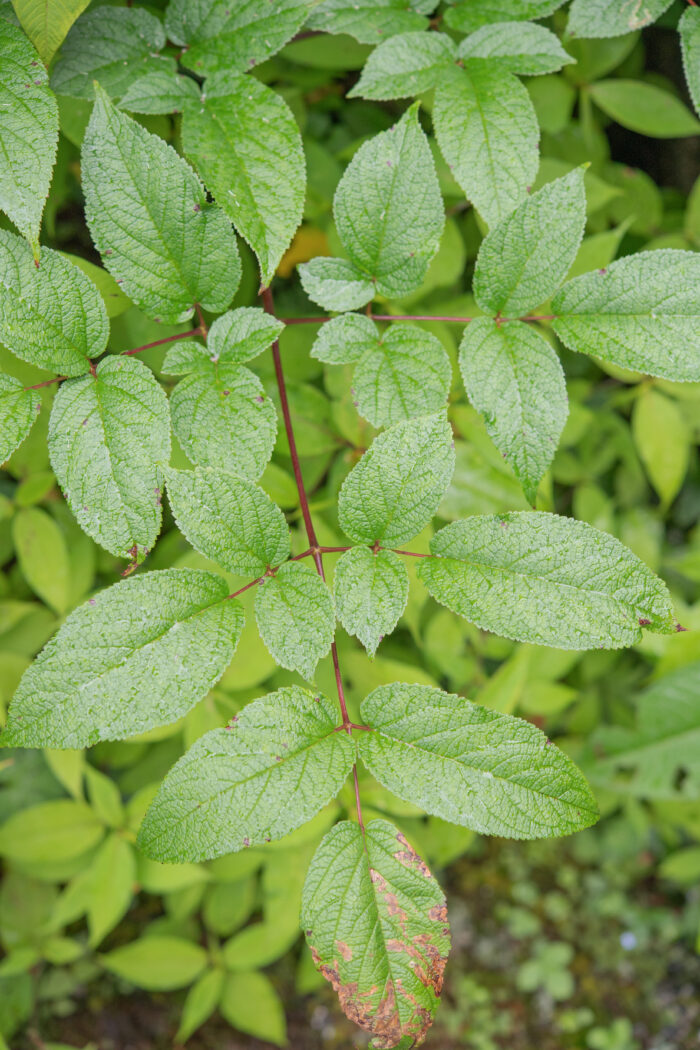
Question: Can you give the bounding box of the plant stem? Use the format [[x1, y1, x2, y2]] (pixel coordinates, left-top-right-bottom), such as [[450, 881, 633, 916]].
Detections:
[[260, 284, 364, 829], [122, 327, 204, 356], [278, 313, 558, 326]]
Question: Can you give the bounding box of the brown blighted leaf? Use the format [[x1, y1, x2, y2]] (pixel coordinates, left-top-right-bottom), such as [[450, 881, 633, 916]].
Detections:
[[301, 819, 450, 1048]]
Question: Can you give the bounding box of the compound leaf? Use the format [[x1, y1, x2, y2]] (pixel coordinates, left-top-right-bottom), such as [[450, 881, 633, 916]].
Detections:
[[567, 0, 674, 38], [138, 686, 354, 862], [0, 20, 58, 254], [0, 229, 108, 375], [474, 168, 586, 317], [48, 356, 170, 561], [207, 307, 284, 364], [433, 63, 539, 229], [419, 512, 676, 649], [166, 466, 290, 577], [12, 0, 91, 64], [457, 21, 574, 75], [338, 413, 455, 547], [82, 86, 240, 324], [680, 8, 700, 119], [302, 819, 450, 1049], [459, 320, 567, 504], [0, 376, 40, 465], [50, 7, 173, 99], [359, 683, 598, 836], [254, 562, 335, 680], [168, 0, 312, 75], [334, 546, 408, 656], [445, 0, 567, 32], [167, 349, 277, 480], [1, 568, 243, 749], [182, 71, 305, 288], [552, 250, 700, 381], [307, 0, 430, 43], [350, 31, 456, 100]]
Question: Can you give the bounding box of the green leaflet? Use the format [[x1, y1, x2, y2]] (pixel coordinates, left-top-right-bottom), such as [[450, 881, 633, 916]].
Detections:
[[680, 8, 700, 119], [458, 320, 567, 505], [307, 0, 430, 43], [0, 376, 40, 465], [254, 561, 335, 680], [82, 87, 240, 324], [300, 106, 444, 308], [350, 31, 456, 100], [333, 546, 408, 655], [0, 229, 108, 375], [207, 307, 284, 364], [119, 72, 200, 115], [166, 466, 290, 577], [567, 0, 674, 38], [632, 389, 690, 508], [13, 506, 71, 615], [182, 71, 305, 288], [585, 661, 700, 799], [138, 686, 354, 862], [219, 972, 286, 1047], [47, 356, 171, 561], [50, 7, 174, 99], [313, 317, 451, 427], [12, 0, 91, 64], [359, 683, 598, 837], [589, 80, 700, 138], [0, 20, 58, 254], [298, 259, 375, 312], [456, 22, 574, 76], [1, 568, 243, 749], [419, 512, 676, 650], [433, 63, 539, 229], [473, 169, 586, 317], [168, 0, 311, 75], [302, 819, 450, 1048], [338, 413, 455, 547], [166, 346, 277, 480], [100, 936, 208, 992], [445, 0, 567, 32], [551, 250, 700, 381]]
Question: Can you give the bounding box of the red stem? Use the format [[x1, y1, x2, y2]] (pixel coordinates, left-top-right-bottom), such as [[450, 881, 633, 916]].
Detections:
[[278, 313, 557, 326], [25, 375, 64, 390], [391, 548, 431, 558], [122, 327, 203, 356]]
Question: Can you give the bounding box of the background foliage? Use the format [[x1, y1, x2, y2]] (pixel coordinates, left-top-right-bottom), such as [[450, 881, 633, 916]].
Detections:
[[0, 0, 699, 1048]]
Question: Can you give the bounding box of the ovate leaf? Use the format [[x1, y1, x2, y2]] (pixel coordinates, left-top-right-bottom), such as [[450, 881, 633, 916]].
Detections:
[[12, 507, 71, 615], [445, 0, 567, 33], [1, 569, 243, 749], [680, 8, 700, 118], [48, 356, 170, 560], [119, 71, 200, 115], [307, 0, 430, 43], [101, 937, 207, 991], [219, 972, 286, 1046], [589, 80, 700, 138], [50, 7, 173, 99], [473, 168, 586, 317], [12, 0, 91, 64], [459, 320, 568, 504], [338, 413, 455, 546], [207, 307, 284, 364], [138, 686, 354, 862], [176, 969, 225, 1044], [433, 63, 539, 228], [86, 833, 136, 947], [166, 466, 290, 577], [182, 71, 305, 288], [0, 376, 40, 465], [457, 22, 574, 75], [310, 313, 378, 364], [254, 562, 335, 679], [552, 250, 700, 381], [0, 799, 103, 864], [632, 388, 690, 508], [0, 20, 58, 253], [350, 31, 456, 100], [302, 819, 450, 1048], [82, 86, 240, 323], [298, 258, 375, 312], [419, 512, 676, 649], [168, 0, 312, 75], [359, 683, 598, 837], [334, 546, 408, 655], [568, 0, 674, 38], [0, 229, 108, 375], [167, 348, 277, 480], [301, 105, 444, 309]]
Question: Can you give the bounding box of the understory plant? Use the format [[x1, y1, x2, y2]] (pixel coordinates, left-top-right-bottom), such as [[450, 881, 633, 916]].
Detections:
[[0, 0, 699, 1047]]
